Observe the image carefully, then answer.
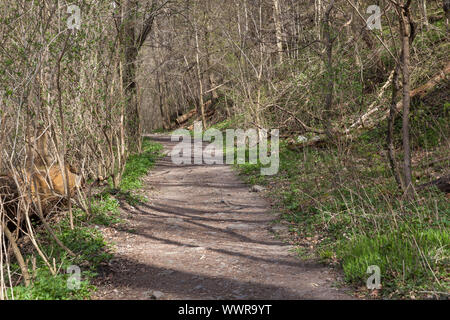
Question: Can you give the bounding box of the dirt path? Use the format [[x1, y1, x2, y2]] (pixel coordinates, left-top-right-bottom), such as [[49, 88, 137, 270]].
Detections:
[[93, 135, 353, 300]]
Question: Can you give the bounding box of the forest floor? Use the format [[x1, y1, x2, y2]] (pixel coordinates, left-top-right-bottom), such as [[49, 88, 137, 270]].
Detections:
[[92, 135, 354, 300]]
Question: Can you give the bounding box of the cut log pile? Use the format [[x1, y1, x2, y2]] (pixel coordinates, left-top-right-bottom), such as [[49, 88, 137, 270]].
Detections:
[[176, 109, 196, 125], [175, 99, 216, 129], [0, 165, 82, 234]]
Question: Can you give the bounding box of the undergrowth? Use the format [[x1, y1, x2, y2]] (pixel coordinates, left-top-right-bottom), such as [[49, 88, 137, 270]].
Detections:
[[232, 104, 449, 299], [6, 138, 163, 300]]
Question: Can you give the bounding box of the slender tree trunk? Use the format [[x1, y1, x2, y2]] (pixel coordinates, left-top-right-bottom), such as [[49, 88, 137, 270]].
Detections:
[[398, 2, 414, 199], [273, 0, 283, 64], [1, 221, 31, 287], [121, 0, 140, 150], [323, 1, 335, 138], [421, 0, 429, 27], [315, 0, 322, 39], [444, 0, 450, 25], [195, 24, 207, 129], [55, 33, 74, 229], [119, 0, 159, 150], [156, 70, 169, 130], [205, 3, 218, 101], [387, 66, 404, 189]]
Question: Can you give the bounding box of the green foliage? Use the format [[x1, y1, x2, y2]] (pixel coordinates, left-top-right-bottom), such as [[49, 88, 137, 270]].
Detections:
[[55, 222, 113, 268], [119, 138, 163, 191], [89, 194, 121, 226], [210, 118, 234, 131], [7, 215, 111, 300], [338, 228, 449, 292], [8, 268, 94, 300], [235, 132, 449, 298]]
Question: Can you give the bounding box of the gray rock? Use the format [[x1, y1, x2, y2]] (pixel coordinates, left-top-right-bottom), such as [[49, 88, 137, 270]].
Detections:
[[226, 223, 254, 231], [147, 290, 164, 299], [166, 217, 184, 225], [270, 225, 289, 233], [251, 185, 265, 192], [216, 212, 229, 216]]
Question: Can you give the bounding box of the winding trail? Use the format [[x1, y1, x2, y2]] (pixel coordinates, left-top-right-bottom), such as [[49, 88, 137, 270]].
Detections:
[[93, 135, 353, 300]]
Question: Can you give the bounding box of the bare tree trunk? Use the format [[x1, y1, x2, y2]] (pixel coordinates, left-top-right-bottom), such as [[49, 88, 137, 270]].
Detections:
[[156, 70, 169, 130], [0, 221, 31, 287], [444, 0, 450, 25], [119, 58, 127, 182], [195, 24, 207, 129], [315, 0, 322, 39], [421, 0, 429, 27], [323, 0, 335, 138], [387, 66, 404, 189], [119, 0, 158, 150], [55, 33, 74, 229], [205, 3, 218, 100], [163, 79, 172, 127], [398, 1, 414, 199], [121, 0, 140, 150], [273, 0, 283, 64]]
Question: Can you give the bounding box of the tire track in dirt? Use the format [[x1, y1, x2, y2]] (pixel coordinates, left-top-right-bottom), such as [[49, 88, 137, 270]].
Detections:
[[93, 135, 354, 300]]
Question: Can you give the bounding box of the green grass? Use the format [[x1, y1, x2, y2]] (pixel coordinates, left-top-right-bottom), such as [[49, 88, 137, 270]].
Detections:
[[89, 193, 121, 226], [233, 120, 449, 298], [114, 137, 162, 207], [119, 138, 163, 191], [7, 213, 111, 300], [8, 268, 94, 300], [338, 228, 449, 293]]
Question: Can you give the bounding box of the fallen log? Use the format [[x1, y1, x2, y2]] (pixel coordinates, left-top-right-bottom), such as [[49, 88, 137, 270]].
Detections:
[[1, 165, 81, 261], [175, 100, 215, 125], [176, 108, 196, 125], [287, 61, 450, 150], [0, 165, 82, 228], [176, 100, 214, 126], [351, 61, 450, 133], [417, 175, 450, 193]]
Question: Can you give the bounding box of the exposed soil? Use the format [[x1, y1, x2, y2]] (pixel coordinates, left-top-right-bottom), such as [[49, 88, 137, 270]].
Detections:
[[92, 135, 354, 300]]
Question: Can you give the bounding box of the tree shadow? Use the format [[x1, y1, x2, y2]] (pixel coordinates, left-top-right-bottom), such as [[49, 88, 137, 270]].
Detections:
[[94, 254, 325, 300]]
